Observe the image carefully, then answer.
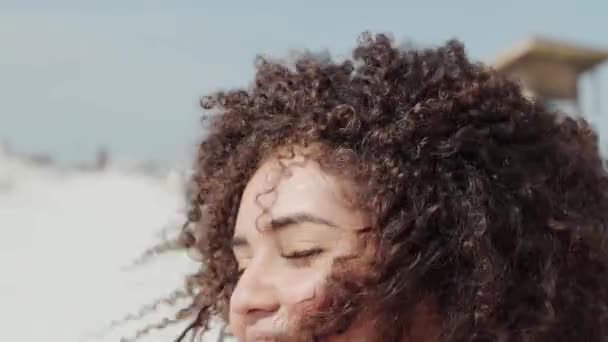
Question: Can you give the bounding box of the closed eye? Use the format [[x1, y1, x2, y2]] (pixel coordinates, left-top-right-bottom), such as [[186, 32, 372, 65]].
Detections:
[[281, 248, 324, 259], [235, 249, 325, 280]]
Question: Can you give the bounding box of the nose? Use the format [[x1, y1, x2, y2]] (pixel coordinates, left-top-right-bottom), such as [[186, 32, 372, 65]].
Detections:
[[230, 260, 280, 318]]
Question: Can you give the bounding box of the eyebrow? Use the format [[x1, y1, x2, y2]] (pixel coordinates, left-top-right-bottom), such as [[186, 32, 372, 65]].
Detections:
[[231, 212, 338, 248]]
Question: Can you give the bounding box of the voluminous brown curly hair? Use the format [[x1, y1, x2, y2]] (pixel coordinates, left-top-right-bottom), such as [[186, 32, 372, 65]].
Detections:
[[127, 33, 608, 341]]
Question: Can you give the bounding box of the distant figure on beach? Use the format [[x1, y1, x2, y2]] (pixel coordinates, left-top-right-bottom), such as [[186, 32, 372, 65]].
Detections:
[[130, 33, 608, 341]]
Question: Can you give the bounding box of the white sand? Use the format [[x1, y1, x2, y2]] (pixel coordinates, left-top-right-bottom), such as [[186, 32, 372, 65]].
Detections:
[[0, 150, 229, 341]]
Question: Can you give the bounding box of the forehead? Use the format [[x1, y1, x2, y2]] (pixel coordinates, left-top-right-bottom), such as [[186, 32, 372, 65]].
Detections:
[[234, 155, 365, 233]]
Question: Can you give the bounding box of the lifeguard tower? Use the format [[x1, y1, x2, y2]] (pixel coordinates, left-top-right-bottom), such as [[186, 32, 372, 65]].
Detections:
[[493, 36, 608, 117]]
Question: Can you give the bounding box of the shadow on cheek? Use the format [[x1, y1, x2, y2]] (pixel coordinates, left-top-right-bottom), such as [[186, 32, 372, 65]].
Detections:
[[284, 276, 321, 305]]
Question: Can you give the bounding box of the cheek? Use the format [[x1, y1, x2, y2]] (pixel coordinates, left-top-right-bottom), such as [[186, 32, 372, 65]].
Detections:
[[279, 253, 346, 310], [280, 270, 324, 305]]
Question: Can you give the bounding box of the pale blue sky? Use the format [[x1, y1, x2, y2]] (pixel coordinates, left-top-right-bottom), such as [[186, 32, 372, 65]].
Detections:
[[1, 0, 607, 164]]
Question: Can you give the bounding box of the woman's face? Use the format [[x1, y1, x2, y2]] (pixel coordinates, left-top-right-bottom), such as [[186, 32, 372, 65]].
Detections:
[[228, 154, 372, 341]]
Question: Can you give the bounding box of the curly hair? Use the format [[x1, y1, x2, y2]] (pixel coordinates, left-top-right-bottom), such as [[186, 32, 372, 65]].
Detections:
[[123, 33, 608, 341]]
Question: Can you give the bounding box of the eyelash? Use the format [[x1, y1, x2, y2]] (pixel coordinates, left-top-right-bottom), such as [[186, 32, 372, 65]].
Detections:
[[282, 248, 324, 268], [235, 248, 324, 279], [281, 248, 324, 260]]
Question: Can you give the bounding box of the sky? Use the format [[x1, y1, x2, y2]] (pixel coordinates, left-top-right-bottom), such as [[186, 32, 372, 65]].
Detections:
[[1, 0, 608, 164]]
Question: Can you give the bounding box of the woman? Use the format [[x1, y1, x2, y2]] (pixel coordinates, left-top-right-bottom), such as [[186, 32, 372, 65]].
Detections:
[[132, 33, 608, 341]]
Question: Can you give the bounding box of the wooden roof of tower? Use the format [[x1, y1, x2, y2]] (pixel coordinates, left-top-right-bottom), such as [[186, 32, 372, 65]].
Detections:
[[492, 36, 608, 100]]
